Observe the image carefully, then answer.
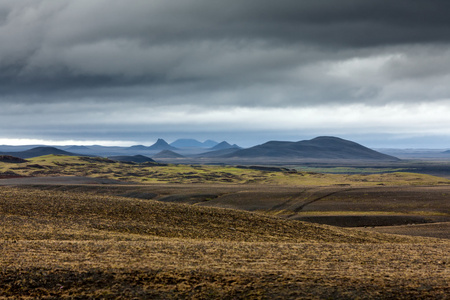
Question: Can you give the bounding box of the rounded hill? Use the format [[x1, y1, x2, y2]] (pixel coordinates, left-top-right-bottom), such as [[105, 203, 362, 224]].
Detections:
[[0, 187, 411, 243], [224, 136, 399, 161]]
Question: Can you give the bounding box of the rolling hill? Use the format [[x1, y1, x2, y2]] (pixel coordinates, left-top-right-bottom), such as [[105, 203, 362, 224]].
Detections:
[[0, 147, 81, 159], [0, 155, 27, 163], [126, 145, 150, 151], [222, 136, 399, 161]]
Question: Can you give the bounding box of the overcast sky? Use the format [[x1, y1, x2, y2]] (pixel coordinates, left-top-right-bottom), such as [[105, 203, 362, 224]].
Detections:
[[1, 0, 450, 148]]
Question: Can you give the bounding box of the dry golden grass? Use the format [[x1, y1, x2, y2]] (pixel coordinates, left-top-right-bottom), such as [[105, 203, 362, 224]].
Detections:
[[1, 186, 449, 299], [2, 240, 449, 299], [1, 154, 450, 186], [0, 187, 404, 243]]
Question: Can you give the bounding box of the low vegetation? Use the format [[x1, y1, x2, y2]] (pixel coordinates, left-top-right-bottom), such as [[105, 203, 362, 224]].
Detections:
[[1, 154, 449, 186], [1, 155, 449, 298], [1, 186, 449, 298]]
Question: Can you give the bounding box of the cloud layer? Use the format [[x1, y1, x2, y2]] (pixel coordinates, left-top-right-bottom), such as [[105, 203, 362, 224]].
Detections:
[[1, 0, 450, 146]]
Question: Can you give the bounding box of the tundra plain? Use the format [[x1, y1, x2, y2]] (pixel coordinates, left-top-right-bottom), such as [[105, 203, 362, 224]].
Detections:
[[0, 155, 449, 299]]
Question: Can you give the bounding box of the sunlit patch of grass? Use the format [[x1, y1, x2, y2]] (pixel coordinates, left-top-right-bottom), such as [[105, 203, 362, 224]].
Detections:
[[1, 155, 450, 186]]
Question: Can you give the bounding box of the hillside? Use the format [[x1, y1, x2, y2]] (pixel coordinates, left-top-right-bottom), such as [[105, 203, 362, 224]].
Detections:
[[1, 186, 448, 299], [0, 146, 81, 159], [195, 148, 241, 158], [0, 186, 403, 243], [224, 136, 399, 161], [0, 155, 27, 163]]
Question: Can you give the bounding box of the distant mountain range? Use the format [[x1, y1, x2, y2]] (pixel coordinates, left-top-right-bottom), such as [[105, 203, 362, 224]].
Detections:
[[0, 137, 401, 162], [210, 141, 241, 151], [170, 139, 218, 148]]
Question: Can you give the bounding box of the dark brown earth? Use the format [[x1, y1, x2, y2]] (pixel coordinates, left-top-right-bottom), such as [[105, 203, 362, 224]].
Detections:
[[1, 176, 448, 239], [0, 179, 449, 299], [0, 155, 27, 163]]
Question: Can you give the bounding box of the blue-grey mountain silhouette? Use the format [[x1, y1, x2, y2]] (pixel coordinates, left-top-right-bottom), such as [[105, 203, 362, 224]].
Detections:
[[126, 145, 150, 151], [211, 141, 241, 151], [153, 150, 185, 158], [222, 136, 399, 161], [148, 139, 178, 150], [0, 147, 81, 159]]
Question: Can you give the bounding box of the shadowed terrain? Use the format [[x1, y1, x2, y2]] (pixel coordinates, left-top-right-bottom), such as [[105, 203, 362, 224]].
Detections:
[[1, 186, 449, 299], [1, 155, 449, 298]]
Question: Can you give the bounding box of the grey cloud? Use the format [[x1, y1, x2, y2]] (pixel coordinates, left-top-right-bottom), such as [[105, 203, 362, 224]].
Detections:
[[1, 0, 450, 108]]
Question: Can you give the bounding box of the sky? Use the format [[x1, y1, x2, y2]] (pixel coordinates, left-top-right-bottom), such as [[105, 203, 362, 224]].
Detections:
[[1, 0, 450, 148]]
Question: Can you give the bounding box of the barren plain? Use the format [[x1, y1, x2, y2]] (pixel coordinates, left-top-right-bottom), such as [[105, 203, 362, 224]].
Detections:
[[0, 155, 449, 298]]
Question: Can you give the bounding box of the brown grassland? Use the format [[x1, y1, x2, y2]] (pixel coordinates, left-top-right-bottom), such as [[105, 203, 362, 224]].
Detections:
[[0, 156, 449, 299]]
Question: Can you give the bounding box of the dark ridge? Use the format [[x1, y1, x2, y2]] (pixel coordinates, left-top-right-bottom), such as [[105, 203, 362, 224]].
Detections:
[[222, 136, 400, 161], [153, 150, 185, 158], [194, 148, 240, 158], [0, 147, 82, 159], [0, 155, 28, 163], [109, 155, 155, 163]]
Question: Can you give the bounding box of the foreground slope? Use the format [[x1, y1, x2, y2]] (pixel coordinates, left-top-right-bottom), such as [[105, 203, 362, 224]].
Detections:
[[0, 186, 448, 299], [0, 187, 400, 243]]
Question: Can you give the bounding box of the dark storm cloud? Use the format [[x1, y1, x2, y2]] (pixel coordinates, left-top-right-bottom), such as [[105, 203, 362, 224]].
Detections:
[[1, 0, 450, 107]]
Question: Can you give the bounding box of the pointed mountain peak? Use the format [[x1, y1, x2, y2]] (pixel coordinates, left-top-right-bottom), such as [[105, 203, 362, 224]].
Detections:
[[148, 139, 178, 150]]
